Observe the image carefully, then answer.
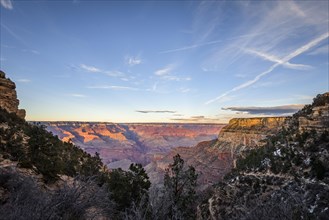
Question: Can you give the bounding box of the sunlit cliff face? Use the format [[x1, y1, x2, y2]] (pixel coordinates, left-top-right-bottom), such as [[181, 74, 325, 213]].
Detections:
[[223, 117, 287, 130], [43, 122, 225, 168], [72, 124, 127, 143], [0, 71, 25, 119]]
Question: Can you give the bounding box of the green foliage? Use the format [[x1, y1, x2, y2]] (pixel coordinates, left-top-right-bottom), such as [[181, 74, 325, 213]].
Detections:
[[0, 107, 105, 183], [106, 163, 151, 215], [163, 154, 198, 219], [234, 93, 329, 181], [80, 152, 103, 177]]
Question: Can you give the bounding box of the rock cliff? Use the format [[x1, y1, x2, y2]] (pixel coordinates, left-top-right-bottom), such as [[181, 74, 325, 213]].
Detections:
[[216, 117, 286, 168], [217, 117, 286, 150], [0, 71, 25, 119], [298, 92, 329, 133], [197, 92, 329, 219], [147, 117, 286, 187]]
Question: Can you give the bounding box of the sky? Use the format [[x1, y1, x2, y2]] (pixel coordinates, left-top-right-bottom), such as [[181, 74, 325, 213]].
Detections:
[[0, 0, 328, 123]]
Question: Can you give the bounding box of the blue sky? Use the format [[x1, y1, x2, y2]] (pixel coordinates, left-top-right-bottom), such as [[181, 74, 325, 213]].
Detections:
[[1, 0, 328, 123]]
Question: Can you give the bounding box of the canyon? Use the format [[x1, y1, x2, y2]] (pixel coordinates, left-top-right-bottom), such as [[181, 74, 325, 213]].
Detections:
[[1, 70, 328, 218], [42, 122, 225, 170], [43, 117, 287, 187], [0, 70, 291, 187], [146, 116, 287, 187]]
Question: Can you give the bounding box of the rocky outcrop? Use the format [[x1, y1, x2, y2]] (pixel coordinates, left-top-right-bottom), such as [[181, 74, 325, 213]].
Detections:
[[197, 92, 329, 219], [0, 71, 25, 119], [298, 93, 329, 133], [217, 117, 286, 150], [217, 117, 286, 168]]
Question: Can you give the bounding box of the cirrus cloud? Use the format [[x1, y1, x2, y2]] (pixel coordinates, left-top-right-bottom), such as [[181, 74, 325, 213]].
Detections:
[[87, 85, 139, 91], [80, 64, 124, 77], [1, 0, 13, 10]]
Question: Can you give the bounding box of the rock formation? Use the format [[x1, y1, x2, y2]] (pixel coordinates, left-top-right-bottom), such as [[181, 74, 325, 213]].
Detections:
[[298, 92, 329, 133], [216, 117, 286, 168], [217, 117, 286, 150], [43, 122, 224, 169], [0, 70, 25, 119], [147, 117, 286, 187], [197, 92, 329, 219]]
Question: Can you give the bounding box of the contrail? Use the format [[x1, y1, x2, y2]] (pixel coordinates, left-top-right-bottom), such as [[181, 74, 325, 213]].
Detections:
[[246, 49, 312, 70], [205, 32, 329, 105], [159, 40, 222, 54]]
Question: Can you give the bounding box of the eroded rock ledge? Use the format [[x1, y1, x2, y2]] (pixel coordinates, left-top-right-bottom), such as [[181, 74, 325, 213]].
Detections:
[[0, 71, 25, 119], [216, 117, 286, 152]]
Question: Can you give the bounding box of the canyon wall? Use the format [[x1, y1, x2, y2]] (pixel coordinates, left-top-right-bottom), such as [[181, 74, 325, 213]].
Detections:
[[42, 122, 225, 169], [147, 117, 287, 187], [298, 93, 329, 132], [0, 71, 25, 119], [197, 93, 329, 219], [216, 117, 286, 153]]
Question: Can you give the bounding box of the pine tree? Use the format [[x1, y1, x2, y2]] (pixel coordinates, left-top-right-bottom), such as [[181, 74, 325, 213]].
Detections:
[[163, 154, 198, 219]]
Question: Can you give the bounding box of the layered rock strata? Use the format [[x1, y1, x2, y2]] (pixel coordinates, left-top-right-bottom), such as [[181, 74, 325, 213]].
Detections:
[[0, 71, 25, 119], [298, 93, 329, 132], [43, 122, 224, 169], [218, 117, 286, 149], [197, 93, 329, 219], [147, 117, 286, 187]]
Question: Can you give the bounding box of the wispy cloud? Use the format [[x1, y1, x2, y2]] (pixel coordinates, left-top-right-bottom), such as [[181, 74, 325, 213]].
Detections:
[[22, 49, 40, 55], [87, 85, 139, 91], [1, 0, 13, 10], [80, 64, 124, 77], [155, 65, 191, 81], [155, 65, 173, 76], [125, 55, 142, 66], [1, 24, 27, 46], [162, 75, 191, 81], [206, 32, 329, 104], [106, 70, 125, 77], [159, 40, 222, 54], [178, 88, 191, 93], [67, 93, 87, 98], [287, 0, 306, 17], [307, 45, 329, 55], [80, 64, 101, 73], [136, 110, 176, 114], [152, 82, 158, 91], [202, 1, 328, 72], [223, 104, 304, 115], [245, 49, 312, 70], [17, 79, 31, 83]]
